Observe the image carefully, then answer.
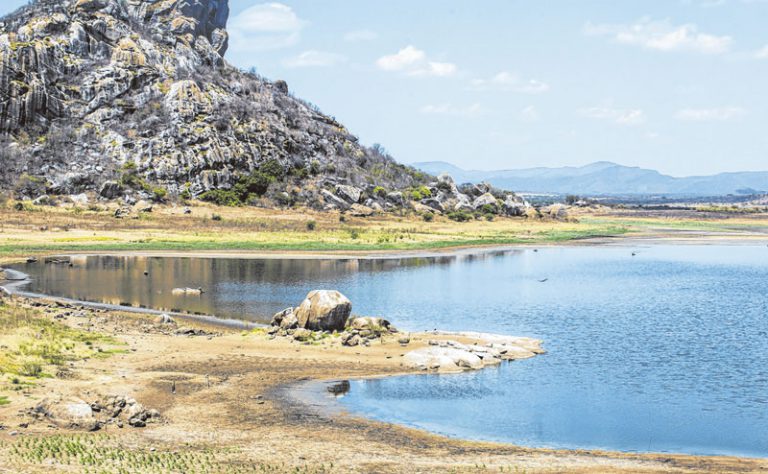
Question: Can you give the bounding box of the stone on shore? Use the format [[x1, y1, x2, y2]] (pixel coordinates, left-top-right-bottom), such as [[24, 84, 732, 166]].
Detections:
[[294, 290, 352, 331]]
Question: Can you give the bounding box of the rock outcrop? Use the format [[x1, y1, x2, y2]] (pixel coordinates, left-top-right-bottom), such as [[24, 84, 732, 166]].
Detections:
[[0, 0, 428, 204], [402, 335, 545, 373]]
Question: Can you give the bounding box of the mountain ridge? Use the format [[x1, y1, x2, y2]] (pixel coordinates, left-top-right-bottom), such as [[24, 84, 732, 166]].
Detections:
[[413, 161, 768, 196]]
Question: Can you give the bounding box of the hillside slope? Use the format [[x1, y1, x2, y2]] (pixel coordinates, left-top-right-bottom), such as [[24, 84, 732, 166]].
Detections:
[[0, 0, 427, 209]]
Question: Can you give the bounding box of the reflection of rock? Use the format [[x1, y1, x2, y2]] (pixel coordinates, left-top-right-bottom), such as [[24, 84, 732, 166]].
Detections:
[[326, 380, 350, 397], [294, 290, 352, 331]]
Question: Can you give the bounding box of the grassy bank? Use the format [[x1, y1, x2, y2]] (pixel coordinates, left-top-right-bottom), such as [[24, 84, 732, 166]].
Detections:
[[0, 203, 631, 260], [4, 202, 768, 262]]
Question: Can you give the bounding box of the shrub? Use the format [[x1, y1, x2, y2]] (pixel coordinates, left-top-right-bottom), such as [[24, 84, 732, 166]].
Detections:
[[373, 186, 387, 198], [349, 229, 360, 239], [151, 187, 167, 202], [447, 210, 473, 222], [306, 220, 317, 231], [260, 159, 286, 180], [422, 212, 434, 222], [480, 204, 497, 215], [211, 213, 223, 221], [200, 189, 242, 207], [408, 186, 432, 201]]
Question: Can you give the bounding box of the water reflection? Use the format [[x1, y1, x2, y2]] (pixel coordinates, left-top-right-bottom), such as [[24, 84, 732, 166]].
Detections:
[[12, 251, 519, 322]]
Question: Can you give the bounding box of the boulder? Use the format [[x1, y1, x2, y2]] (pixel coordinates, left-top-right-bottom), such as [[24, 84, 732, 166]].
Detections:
[[335, 185, 362, 204], [294, 290, 352, 331], [32, 195, 51, 206], [114, 207, 133, 219], [454, 193, 474, 212], [154, 314, 175, 325], [472, 193, 498, 211], [292, 328, 312, 342], [70, 193, 89, 206], [502, 195, 526, 216], [421, 198, 445, 212], [32, 397, 99, 431], [100, 181, 124, 199], [348, 316, 396, 333], [270, 307, 292, 326], [385, 192, 405, 207], [542, 204, 568, 220], [348, 204, 374, 217], [436, 173, 459, 195], [320, 189, 351, 211]]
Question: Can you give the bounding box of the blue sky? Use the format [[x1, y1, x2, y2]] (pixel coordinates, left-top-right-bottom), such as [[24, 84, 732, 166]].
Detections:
[[3, 0, 768, 176]]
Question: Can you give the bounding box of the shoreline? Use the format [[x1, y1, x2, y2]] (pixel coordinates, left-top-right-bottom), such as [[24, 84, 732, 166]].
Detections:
[[4, 231, 768, 265], [3, 239, 768, 471]]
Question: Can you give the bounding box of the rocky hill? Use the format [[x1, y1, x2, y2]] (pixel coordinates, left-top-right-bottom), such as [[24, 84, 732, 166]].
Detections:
[[0, 0, 434, 211]]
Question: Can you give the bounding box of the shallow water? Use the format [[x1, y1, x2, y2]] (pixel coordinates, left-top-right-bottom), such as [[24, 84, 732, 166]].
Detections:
[[11, 246, 768, 456]]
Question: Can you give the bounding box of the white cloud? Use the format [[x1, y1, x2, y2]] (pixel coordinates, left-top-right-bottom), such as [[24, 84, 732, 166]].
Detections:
[[376, 46, 457, 77], [471, 72, 550, 94], [344, 30, 378, 42], [580, 106, 646, 125], [753, 45, 768, 59], [676, 107, 746, 121], [420, 103, 484, 118], [228, 3, 306, 52], [584, 18, 732, 54], [282, 50, 346, 68]]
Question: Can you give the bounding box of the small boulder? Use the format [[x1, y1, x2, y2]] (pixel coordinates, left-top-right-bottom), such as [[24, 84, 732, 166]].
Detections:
[[33, 195, 51, 206], [270, 307, 294, 326], [472, 193, 498, 211], [154, 314, 175, 325], [385, 191, 405, 207], [348, 204, 374, 217], [294, 290, 352, 331], [292, 328, 312, 342], [100, 181, 124, 199], [348, 316, 395, 334], [320, 189, 351, 211], [335, 185, 362, 204], [502, 195, 526, 216], [114, 207, 132, 219]]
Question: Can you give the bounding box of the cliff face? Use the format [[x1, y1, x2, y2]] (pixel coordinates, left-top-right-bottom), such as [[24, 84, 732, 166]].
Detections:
[[0, 0, 426, 208]]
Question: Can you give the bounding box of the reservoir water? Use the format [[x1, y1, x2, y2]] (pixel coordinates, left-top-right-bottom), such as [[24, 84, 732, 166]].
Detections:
[[9, 245, 768, 457]]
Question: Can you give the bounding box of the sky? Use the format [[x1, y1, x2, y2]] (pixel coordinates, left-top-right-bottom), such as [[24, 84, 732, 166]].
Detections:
[[3, 0, 768, 176]]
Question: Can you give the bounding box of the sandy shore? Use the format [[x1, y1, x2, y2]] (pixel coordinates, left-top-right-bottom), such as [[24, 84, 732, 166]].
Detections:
[[0, 292, 765, 473]]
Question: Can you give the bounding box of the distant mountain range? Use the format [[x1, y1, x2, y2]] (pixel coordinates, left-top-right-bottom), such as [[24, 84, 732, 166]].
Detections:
[[412, 161, 768, 196]]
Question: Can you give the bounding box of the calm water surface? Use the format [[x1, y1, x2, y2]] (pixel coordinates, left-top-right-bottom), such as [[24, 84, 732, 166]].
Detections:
[[10, 246, 768, 457]]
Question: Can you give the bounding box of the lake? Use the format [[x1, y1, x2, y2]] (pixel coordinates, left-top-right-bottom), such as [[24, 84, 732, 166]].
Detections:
[[9, 245, 768, 457]]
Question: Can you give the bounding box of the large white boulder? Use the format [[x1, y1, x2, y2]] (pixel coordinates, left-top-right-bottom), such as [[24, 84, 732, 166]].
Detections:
[[294, 290, 352, 331]]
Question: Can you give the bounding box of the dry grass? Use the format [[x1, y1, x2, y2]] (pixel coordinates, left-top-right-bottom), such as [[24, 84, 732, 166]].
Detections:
[[0, 300, 126, 396], [0, 202, 630, 261]]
